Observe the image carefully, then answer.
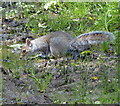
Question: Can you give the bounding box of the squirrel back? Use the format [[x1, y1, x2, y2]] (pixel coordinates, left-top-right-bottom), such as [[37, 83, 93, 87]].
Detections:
[[70, 31, 115, 52], [50, 34, 73, 57], [20, 31, 73, 58]]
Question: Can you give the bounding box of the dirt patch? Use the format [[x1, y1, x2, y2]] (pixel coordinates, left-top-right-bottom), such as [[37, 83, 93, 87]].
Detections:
[[1, 54, 117, 104]]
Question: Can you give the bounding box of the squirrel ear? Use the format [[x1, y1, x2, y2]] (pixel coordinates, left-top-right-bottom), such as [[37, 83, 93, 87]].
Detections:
[[26, 38, 31, 46]]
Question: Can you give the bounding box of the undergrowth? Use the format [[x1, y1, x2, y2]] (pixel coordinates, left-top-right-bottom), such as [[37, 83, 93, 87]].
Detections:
[[1, 2, 119, 104]]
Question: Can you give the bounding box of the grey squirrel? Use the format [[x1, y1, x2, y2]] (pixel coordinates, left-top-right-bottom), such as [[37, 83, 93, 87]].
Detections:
[[20, 31, 115, 59]]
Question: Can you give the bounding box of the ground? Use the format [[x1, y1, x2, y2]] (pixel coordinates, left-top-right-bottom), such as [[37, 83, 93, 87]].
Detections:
[[1, 12, 118, 104]]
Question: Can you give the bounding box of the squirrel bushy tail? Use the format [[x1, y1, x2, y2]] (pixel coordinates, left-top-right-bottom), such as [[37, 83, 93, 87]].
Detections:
[[70, 31, 115, 52]]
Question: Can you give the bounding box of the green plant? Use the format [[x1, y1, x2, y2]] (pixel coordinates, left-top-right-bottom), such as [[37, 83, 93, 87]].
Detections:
[[2, 2, 118, 104], [29, 71, 52, 92]]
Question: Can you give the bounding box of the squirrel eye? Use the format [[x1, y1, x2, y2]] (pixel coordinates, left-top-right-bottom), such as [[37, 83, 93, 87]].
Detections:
[[22, 49, 26, 53]]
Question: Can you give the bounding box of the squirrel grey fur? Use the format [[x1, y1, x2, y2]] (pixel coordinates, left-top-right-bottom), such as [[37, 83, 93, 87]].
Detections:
[[20, 31, 115, 59]]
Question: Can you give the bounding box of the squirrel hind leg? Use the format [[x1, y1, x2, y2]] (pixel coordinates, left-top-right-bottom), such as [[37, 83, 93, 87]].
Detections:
[[71, 51, 80, 60]]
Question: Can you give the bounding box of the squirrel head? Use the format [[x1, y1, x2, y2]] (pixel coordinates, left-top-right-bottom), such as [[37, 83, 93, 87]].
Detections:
[[20, 38, 32, 59]]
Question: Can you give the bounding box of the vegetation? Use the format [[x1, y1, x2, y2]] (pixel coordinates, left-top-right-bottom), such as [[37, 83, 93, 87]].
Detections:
[[1, 2, 119, 104]]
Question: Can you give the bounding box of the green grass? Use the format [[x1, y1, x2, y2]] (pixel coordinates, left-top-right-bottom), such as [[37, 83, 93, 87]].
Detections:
[[50, 60, 118, 104], [3, 2, 118, 35], [1, 45, 30, 78], [2, 2, 119, 104], [1, 45, 52, 92]]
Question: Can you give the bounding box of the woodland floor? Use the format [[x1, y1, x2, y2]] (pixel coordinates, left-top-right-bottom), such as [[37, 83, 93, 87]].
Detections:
[[1, 15, 118, 104]]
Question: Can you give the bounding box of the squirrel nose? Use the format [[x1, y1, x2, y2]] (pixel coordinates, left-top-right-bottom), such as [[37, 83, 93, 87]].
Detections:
[[19, 55, 23, 59]]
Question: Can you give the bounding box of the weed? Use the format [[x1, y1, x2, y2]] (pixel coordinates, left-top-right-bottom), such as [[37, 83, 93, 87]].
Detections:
[[29, 71, 52, 92]]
